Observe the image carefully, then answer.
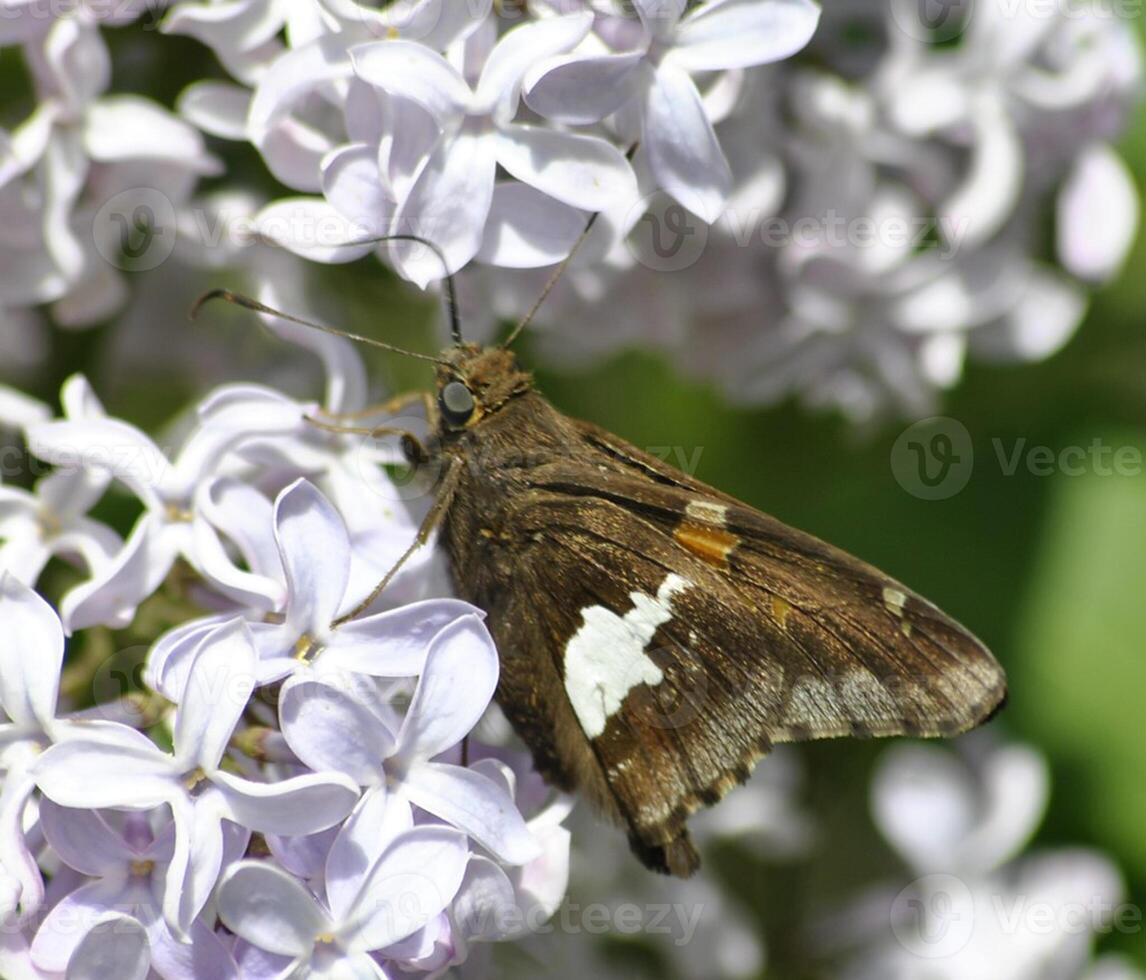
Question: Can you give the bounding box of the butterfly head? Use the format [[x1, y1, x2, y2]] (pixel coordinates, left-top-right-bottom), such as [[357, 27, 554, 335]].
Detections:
[[434, 344, 533, 433]]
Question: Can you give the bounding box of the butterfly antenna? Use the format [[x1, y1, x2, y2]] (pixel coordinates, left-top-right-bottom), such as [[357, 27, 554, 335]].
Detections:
[[501, 142, 639, 350], [339, 233, 462, 345], [190, 289, 450, 366]]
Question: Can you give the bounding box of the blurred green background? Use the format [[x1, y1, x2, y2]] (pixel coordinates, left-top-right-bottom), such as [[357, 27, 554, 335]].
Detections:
[[3, 14, 1146, 977]]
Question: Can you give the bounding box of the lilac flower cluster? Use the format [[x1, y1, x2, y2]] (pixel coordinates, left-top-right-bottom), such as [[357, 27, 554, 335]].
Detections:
[[2, 0, 1140, 417], [0, 330, 571, 978]]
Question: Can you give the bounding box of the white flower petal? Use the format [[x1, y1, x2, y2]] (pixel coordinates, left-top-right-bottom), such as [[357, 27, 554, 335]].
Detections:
[[247, 36, 353, 146], [274, 479, 351, 632], [0, 574, 63, 731], [279, 677, 394, 784], [217, 859, 328, 958], [324, 789, 413, 922], [325, 598, 480, 677], [83, 96, 219, 174], [211, 769, 359, 836], [477, 183, 587, 269], [30, 880, 133, 974], [37, 800, 135, 877], [390, 125, 497, 286], [404, 762, 540, 866], [34, 725, 176, 809], [475, 11, 593, 122], [671, 0, 821, 71], [395, 614, 497, 764], [342, 826, 468, 952], [25, 418, 168, 507], [0, 771, 42, 916], [1057, 143, 1139, 283], [523, 51, 643, 126], [255, 197, 374, 263], [939, 97, 1023, 250], [322, 143, 393, 238], [177, 80, 251, 141], [173, 619, 256, 772], [495, 124, 638, 212], [351, 40, 470, 121], [644, 62, 731, 222], [60, 513, 181, 633]]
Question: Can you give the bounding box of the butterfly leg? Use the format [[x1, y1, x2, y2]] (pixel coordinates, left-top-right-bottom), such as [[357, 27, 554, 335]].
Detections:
[[318, 390, 438, 427], [331, 453, 464, 627]]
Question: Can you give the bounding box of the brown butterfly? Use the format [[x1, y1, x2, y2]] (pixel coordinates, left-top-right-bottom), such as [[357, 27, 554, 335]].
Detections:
[[198, 238, 1005, 878]]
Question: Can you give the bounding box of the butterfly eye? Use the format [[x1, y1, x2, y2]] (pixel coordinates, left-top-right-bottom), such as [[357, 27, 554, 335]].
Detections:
[[440, 380, 476, 427]]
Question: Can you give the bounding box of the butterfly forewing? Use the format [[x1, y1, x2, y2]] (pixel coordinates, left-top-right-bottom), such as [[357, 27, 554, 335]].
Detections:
[[435, 357, 1006, 877]]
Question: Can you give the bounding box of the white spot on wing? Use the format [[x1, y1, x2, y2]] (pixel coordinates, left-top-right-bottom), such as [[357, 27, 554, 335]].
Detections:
[[883, 587, 908, 618], [564, 573, 691, 739], [685, 500, 728, 526]]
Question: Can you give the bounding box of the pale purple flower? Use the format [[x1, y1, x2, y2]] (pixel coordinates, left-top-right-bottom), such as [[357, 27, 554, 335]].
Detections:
[[280, 614, 541, 866], [349, 11, 638, 284], [0, 376, 119, 587], [29, 803, 240, 979], [0, 574, 124, 917], [32, 618, 360, 936], [146, 479, 478, 693], [839, 739, 1124, 980], [524, 0, 821, 221], [218, 790, 469, 977], [25, 386, 307, 630]]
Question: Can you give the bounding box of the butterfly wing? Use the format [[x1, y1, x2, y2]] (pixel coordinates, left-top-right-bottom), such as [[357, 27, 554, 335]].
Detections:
[[443, 409, 1006, 876]]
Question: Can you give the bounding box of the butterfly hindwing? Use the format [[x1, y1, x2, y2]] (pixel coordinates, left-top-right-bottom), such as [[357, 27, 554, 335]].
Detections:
[[439, 385, 1006, 876]]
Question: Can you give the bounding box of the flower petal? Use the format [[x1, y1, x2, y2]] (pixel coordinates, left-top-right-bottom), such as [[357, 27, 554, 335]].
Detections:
[[644, 62, 731, 222], [279, 677, 394, 784], [0, 770, 43, 916], [1057, 143, 1139, 283], [325, 598, 480, 677], [475, 11, 592, 123], [390, 125, 497, 286], [0, 574, 63, 731], [477, 182, 587, 268], [83, 96, 219, 173], [34, 724, 177, 810], [173, 619, 256, 772], [255, 197, 374, 263], [217, 859, 328, 958], [350, 40, 470, 121], [65, 914, 150, 980], [60, 513, 180, 633], [274, 479, 351, 633], [211, 768, 359, 836], [404, 762, 539, 866], [671, 0, 821, 71], [38, 800, 135, 877], [395, 614, 497, 764], [247, 35, 353, 146], [145, 614, 234, 702], [495, 124, 638, 212], [30, 879, 134, 973], [322, 143, 393, 238], [177, 80, 251, 141], [25, 418, 168, 507], [341, 826, 469, 952], [324, 787, 413, 922], [523, 51, 644, 126]]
